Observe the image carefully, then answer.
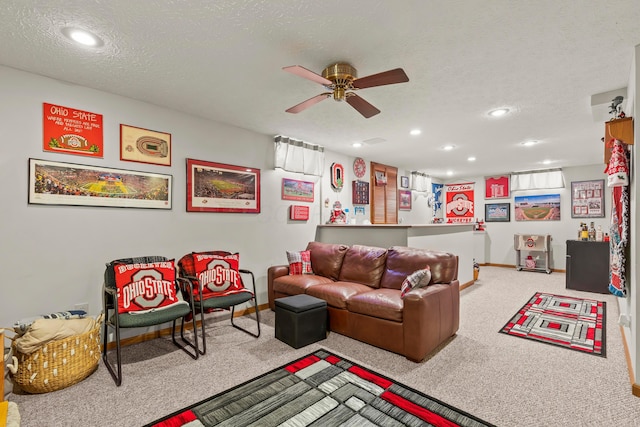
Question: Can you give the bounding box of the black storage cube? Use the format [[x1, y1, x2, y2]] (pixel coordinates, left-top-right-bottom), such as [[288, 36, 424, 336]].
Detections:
[[275, 294, 327, 349]]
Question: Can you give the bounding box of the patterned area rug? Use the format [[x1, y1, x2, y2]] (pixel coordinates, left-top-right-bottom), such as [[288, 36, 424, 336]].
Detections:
[[500, 292, 606, 357], [146, 349, 495, 427]]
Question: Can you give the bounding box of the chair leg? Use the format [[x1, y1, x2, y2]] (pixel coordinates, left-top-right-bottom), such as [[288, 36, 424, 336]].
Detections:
[[230, 296, 261, 338], [102, 321, 123, 386], [172, 315, 199, 360], [180, 307, 207, 356]]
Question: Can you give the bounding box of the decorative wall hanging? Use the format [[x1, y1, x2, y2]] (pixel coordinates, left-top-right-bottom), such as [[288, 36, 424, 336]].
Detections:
[[43, 103, 103, 158], [485, 175, 510, 199], [570, 179, 604, 218], [485, 203, 510, 222], [352, 180, 369, 205], [353, 157, 366, 179], [186, 158, 260, 213], [514, 194, 560, 221], [330, 162, 344, 190], [400, 176, 409, 188], [399, 190, 412, 210], [445, 182, 475, 223], [120, 124, 171, 166], [431, 183, 443, 217], [282, 178, 314, 202], [28, 158, 171, 209], [374, 171, 387, 186], [289, 205, 310, 221]]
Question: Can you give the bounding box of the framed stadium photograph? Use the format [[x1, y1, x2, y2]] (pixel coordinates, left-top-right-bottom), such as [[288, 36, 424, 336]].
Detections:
[[485, 202, 510, 222], [281, 178, 314, 202], [514, 194, 560, 221], [28, 158, 172, 209], [120, 124, 172, 166], [186, 158, 260, 213]]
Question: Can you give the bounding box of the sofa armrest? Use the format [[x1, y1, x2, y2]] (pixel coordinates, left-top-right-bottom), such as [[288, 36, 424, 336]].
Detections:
[[402, 280, 460, 362], [267, 265, 289, 310]]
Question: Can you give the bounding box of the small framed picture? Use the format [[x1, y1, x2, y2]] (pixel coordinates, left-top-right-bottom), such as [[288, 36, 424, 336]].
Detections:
[[399, 190, 412, 210], [400, 176, 409, 188], [120, 124, 172, 166], [485, 203, 510, 222]]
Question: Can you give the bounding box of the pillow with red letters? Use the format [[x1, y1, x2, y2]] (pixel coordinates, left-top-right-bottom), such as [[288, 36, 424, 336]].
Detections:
[[192, 252, 249, 300], [400, 265, 432, 298], [114, 260, 187, 314], [286, 250, 313, 275]]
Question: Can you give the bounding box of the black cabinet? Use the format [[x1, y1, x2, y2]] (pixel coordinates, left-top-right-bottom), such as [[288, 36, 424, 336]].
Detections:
[[566, 240, 609, 294]]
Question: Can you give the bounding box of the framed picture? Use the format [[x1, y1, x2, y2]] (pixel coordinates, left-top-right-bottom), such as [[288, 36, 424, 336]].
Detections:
[[485, 203, 510, 222], [399, 190, 412, 210], [571, 179, 605, 218], [400, 176, 409, 188], [186, 158, 260, 213], [514, 194, 560, 221], [120, 124, 172, 166], [485, 175, 510, 199], [28, 158, 172, 209], [282, 178, 314, 202]]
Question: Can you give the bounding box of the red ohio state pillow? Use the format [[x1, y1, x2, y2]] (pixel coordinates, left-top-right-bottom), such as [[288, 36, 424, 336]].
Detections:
[[192, 252, 249, 300], [114, 260, 186, 314]]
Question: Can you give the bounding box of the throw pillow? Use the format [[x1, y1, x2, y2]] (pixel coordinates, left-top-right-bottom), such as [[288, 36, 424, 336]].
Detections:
[[114, 260, 186, 314], [400, 265, 432, 298], [286, 250, 313, 275], [192, 252, 248, 300]]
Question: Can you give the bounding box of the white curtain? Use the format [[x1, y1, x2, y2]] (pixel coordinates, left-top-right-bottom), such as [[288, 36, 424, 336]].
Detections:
[[410, 171, 431, 192], [511, 169, 565, 191], [274, 135, 324, 176]]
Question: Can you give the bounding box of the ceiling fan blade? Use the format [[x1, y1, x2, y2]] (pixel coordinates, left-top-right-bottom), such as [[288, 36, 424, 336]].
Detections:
[[283, 65, 332, 85], [286, 93, 332, 114], [352, 68, 409, 89], [346, 94, 380, 118]]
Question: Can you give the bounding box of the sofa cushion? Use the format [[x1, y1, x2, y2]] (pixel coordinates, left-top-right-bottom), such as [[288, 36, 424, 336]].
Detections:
[[273, 274, 333, 296], [347, 289, 403, 322], [305, 241, 349, 281], [338, 244, 388, 288], [286, 250, 313, 275], [306, 281, 373, 309], [380, 246, 458, 290]]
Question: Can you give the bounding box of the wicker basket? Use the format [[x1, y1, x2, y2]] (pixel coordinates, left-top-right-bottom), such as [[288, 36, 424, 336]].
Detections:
[[11, 323, 101, 394]]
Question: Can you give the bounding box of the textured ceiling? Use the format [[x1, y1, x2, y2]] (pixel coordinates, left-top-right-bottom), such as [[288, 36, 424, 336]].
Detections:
[[2, 1, 640, 178]]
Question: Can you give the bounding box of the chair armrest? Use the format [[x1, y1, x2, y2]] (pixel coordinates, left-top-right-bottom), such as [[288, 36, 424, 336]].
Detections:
[[239, 269, 258, 300]]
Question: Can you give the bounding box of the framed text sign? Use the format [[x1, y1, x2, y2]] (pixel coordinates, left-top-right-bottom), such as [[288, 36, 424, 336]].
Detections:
[[43, 103, 103, 157]]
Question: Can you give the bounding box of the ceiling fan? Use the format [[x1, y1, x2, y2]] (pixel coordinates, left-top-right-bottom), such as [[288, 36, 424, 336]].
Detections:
[[283, 63, 409, 118]]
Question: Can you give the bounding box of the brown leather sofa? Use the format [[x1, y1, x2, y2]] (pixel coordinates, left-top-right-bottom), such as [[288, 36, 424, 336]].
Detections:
[[267, 241, 460, 362]]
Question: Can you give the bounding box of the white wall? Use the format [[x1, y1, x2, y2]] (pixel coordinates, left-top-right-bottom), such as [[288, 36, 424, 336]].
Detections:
[[0, 66, 340, 328]]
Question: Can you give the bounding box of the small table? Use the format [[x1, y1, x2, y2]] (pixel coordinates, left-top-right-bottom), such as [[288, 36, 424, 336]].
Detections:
[[275, 294, 327, 349]]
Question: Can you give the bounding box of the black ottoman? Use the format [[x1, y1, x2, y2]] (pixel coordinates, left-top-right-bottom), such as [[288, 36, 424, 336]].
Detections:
[[275, 294, 327, 349]]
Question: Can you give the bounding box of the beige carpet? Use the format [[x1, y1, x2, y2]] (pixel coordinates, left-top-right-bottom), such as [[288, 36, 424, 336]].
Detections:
[[8, 266, 640, 426]]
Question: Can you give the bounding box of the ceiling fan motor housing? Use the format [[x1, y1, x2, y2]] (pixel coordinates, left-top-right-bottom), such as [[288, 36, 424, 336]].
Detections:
[[322, 63, 357, 101]]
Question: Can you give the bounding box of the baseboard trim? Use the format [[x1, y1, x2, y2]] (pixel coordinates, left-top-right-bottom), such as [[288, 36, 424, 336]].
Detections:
[[460, 280, 474, 291], [105, 302, 270, 351]]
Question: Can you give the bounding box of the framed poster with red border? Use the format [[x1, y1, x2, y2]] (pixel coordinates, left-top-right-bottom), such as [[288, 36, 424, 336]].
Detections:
[[399, 190, 412, 210], [186, 158, 260, 213], [485, 175, 510, 199], [282, 178, 314, 202], [289, 205, 310, 220], [445, 182, 475, 223], [43, 103, 103, 157]]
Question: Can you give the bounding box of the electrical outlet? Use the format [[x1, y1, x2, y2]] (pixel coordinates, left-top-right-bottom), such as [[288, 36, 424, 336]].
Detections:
[[74, 302, 89, 313]]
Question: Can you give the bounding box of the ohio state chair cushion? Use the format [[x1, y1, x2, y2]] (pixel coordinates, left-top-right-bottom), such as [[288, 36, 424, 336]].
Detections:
[[191, 252, 249, 301]]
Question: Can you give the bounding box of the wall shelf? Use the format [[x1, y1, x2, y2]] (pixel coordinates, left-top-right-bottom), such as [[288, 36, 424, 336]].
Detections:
[[604, 117, 634, 164]]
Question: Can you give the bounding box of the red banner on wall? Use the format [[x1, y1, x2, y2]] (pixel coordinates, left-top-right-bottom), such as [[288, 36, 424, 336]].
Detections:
[[43, 103, 103, 157], [485, 175, 510, 199], [445, 182, 475, 223]]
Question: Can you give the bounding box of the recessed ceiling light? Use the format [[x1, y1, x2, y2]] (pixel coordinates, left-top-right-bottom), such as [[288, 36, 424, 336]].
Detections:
[[488, 108, 509, 117], [410, 129, 422, 136], [522, 140, 538, 146], [352, 142, 362, 148], [542, 159, 552, 165], [442, 144, 455, 151], [61, 27, 104, 47], [446, 170, 453, 176], [467, 156, 476, 162]]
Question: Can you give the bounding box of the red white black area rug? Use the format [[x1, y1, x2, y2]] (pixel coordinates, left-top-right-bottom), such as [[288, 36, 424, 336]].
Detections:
[[146, 348, 495, 427], [500, 292, 606, 357]]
